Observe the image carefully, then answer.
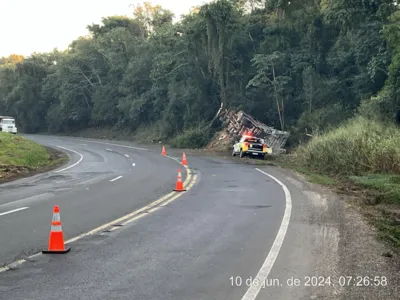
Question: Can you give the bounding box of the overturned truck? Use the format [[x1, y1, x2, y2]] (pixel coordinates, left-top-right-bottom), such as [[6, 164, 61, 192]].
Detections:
[[209, 109, 290, 154]]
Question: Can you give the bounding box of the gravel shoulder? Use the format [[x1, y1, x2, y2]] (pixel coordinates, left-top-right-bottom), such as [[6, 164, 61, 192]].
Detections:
[[260, 167, 400, 300]]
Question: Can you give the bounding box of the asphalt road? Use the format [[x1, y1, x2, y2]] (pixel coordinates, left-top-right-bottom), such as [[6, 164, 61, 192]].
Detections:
[[0, 135, 182, 265], [0, 135, 326, 300]]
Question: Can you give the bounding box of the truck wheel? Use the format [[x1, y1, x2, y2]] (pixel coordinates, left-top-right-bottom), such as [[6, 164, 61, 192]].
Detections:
[[232, 150, 236, 157], [239, 149, 245, 158]]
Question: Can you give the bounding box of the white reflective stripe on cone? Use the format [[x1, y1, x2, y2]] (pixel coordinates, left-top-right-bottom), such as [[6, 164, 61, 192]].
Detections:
[[52, 213, 60, 222], [51, 225, 62, 232]]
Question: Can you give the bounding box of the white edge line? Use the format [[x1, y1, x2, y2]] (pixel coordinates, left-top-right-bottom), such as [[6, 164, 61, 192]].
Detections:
[[54, 146, 83, 173], [110, 176, 123, 182], [124, 154, 129, 158], [132, 163, 136, 166], [241, 168, 292, 300], [0, 259, 26, 272], [0, 207, 29, 217]]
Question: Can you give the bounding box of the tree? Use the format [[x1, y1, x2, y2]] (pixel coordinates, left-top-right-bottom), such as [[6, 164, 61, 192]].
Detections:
[[0, 0, 397, 146], [247, 51, 290, 130]]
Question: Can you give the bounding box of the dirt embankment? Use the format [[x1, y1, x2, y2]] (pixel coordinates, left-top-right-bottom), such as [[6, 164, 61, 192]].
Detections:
[[0, 134, 67, 183]]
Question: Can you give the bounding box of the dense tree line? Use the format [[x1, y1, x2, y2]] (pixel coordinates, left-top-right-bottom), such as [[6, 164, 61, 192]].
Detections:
[[0, 0, 399, 146]]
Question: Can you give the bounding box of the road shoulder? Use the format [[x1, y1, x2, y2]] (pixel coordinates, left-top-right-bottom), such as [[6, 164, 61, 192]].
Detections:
[[259, 165, 400, 300]]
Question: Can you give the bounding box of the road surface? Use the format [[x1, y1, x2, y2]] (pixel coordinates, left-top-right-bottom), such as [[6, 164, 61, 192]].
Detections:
[[0, 135, 340, 300]]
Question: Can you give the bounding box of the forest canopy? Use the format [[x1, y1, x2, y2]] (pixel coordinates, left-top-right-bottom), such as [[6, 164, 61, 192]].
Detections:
[[0, 0, 399, 146]]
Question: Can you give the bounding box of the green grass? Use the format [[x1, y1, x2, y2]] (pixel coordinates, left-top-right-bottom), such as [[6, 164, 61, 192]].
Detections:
[[0, 133, 51, 169], [294, 117, 400, 175], [271, 154, 337, 185], [350, 174, 400, 205], [294, 167, 337, 185], [289, 117, 400, 249], [375, 217, 400, 248]]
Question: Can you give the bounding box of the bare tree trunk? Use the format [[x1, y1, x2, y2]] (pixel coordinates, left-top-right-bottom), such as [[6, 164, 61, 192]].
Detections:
[[271, 64, 284, 131]]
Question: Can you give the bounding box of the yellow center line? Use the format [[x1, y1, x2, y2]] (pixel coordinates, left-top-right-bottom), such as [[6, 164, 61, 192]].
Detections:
[[121, 174, 198, 227], [0, 152, 197, 273], [65, 163, 194, 244]]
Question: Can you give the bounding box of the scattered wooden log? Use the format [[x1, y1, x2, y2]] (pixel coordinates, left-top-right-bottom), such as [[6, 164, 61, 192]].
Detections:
[[217, 108, 290, 153]]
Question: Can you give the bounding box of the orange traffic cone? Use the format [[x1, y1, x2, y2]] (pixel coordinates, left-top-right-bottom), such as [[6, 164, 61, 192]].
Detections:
[[181, 152, 188, 166], [161, 145, 167, 156], [42, 205, 70, 254], [173, 168, 186, 192]]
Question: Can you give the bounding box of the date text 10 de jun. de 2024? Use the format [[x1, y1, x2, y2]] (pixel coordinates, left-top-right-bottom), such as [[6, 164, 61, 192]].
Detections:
[[229, 276, 388, 288]]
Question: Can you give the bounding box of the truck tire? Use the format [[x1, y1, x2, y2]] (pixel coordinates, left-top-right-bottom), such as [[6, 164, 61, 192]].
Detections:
[[239, 149, 245, 158]]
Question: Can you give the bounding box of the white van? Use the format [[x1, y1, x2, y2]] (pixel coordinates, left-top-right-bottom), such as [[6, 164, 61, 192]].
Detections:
[[0, 116, 17, 134]]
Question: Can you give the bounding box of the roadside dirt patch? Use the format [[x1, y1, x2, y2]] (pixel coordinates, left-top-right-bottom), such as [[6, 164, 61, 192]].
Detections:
[[0, 146, 67, 184], [0, 165, 32, 181]]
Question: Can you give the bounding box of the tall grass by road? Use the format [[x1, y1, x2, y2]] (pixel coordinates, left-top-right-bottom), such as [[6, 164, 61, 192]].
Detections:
[[295, 117, 400, 176], [291, 117, 400, 248]]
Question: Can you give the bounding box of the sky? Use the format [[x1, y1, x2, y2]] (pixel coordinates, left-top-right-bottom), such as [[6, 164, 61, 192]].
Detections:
[[0, 0, 210, 57]]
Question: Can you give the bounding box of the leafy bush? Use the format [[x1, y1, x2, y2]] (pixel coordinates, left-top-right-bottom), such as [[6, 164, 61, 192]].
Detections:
[[169, 125, 212, 149]]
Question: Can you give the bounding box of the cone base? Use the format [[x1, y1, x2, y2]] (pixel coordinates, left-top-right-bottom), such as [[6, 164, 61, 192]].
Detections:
[[173, 189, 186, 192], [42, 247, 71, 254]]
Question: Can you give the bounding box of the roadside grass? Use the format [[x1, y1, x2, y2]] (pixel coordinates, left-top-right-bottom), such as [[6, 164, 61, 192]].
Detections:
[[279, 117, 400, 250], [0, 133, 66, 181], [350, 173, 400, 247], [0, 133, 49, 167], [350, 174, 400, 205], [293, 166, 337, 186], [374, 217, 400, 248], [294, 117, 400, 175]]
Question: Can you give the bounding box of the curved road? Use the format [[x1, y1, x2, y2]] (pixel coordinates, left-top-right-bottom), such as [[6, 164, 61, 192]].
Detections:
[[0, 135, 326, 300]]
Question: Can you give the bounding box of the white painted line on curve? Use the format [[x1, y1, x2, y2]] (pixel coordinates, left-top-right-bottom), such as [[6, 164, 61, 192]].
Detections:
[[0, 207, 29, 217], [132, 163, 136, 167], [124, 154, 129, 158], [55, 146, 84, 173], [0, 259, 26, 272], [110, 176, 123, 182], [241, 168, 292, 300]]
